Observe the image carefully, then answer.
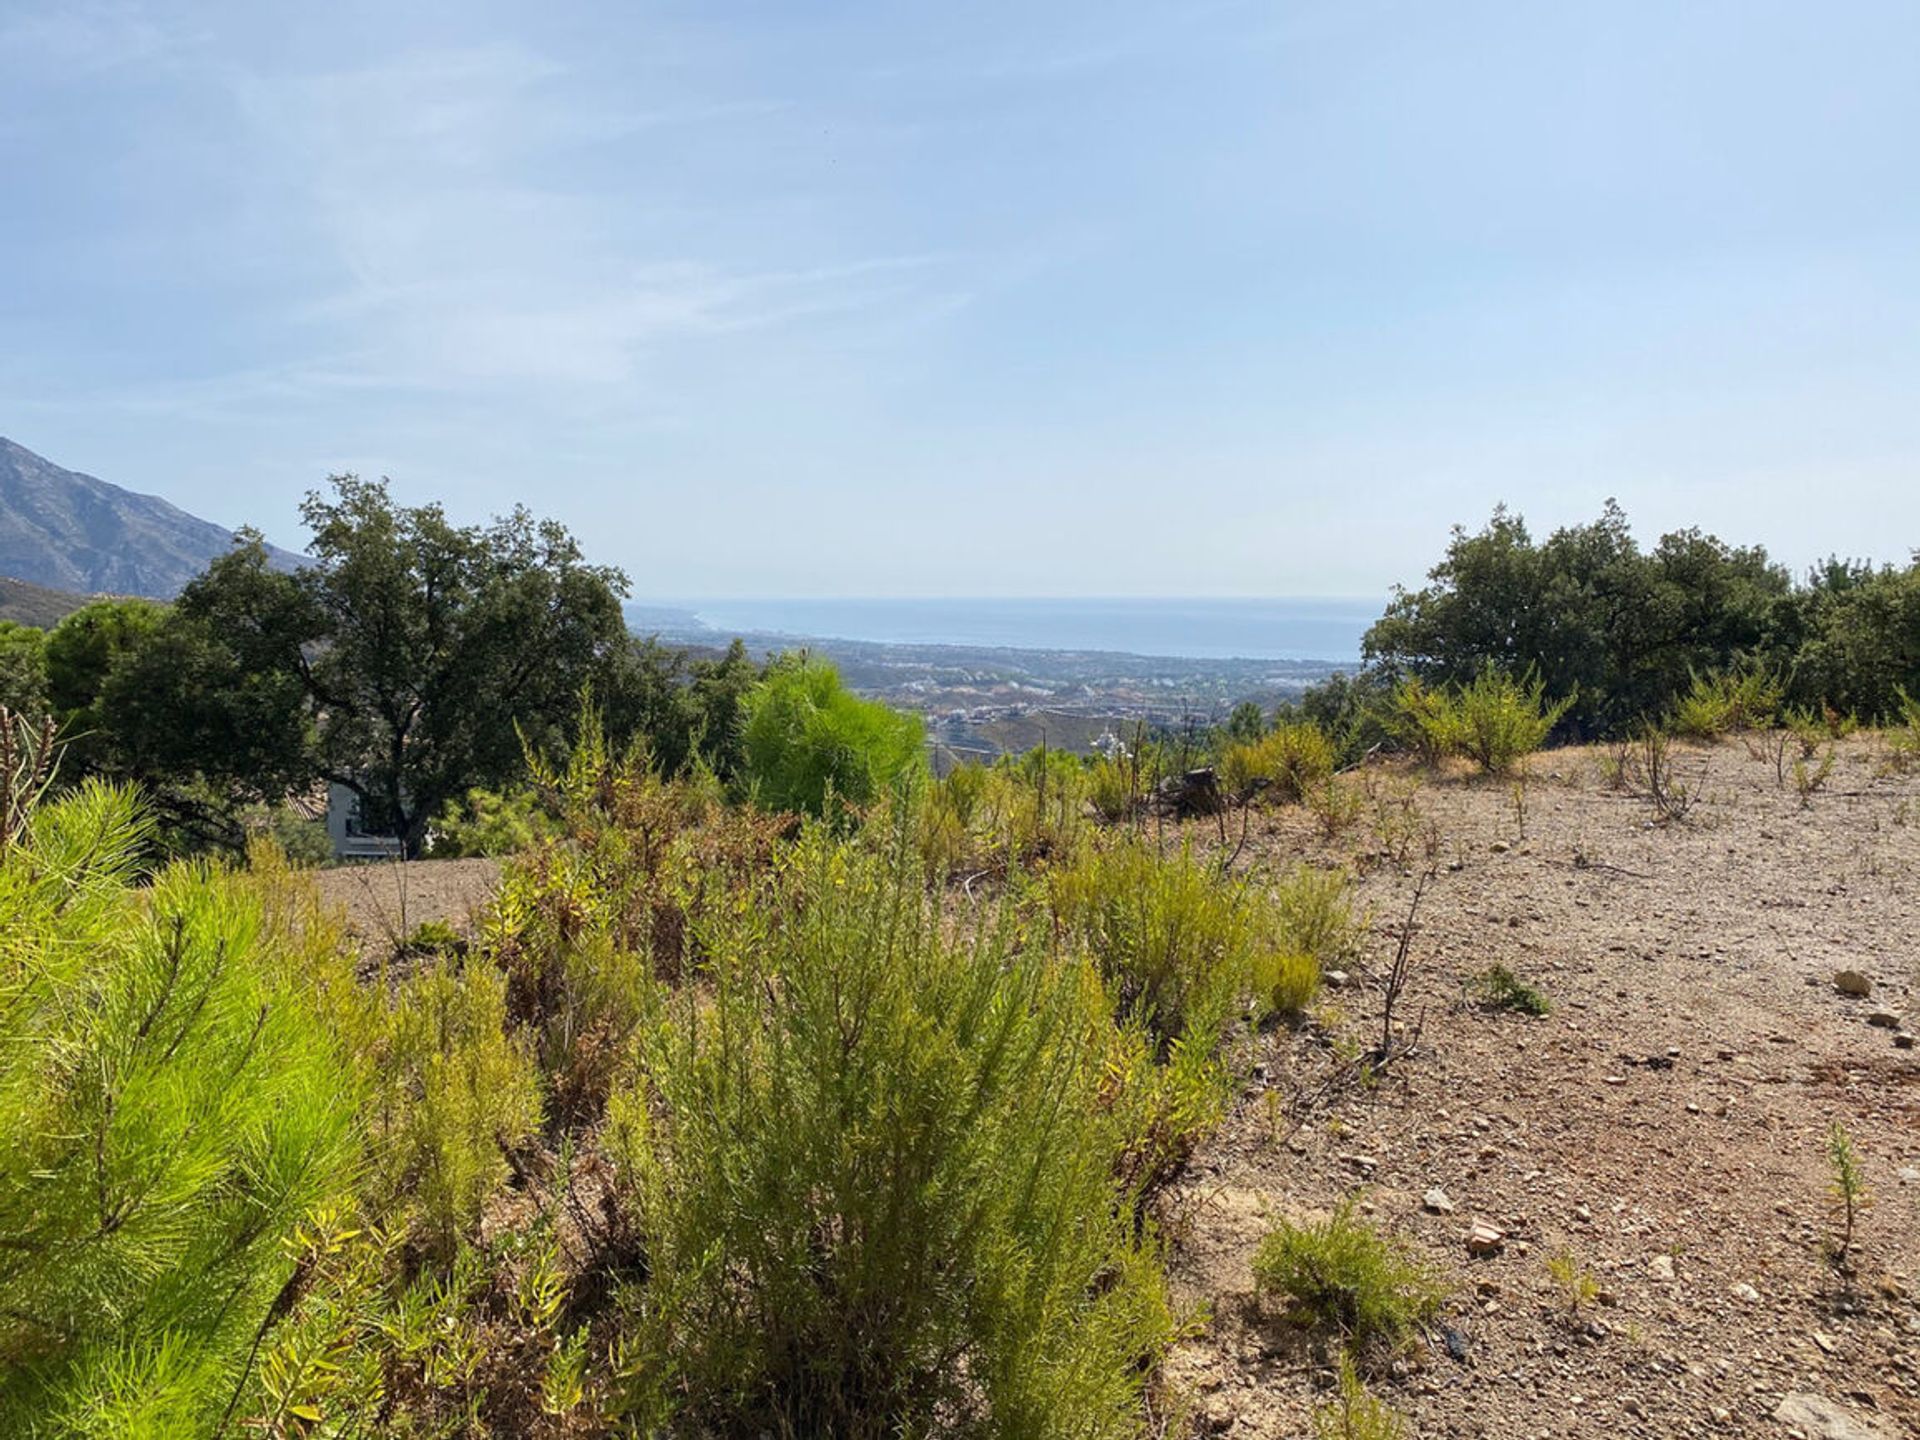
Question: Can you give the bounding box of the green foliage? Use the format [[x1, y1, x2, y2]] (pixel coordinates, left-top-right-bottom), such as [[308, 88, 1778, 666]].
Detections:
[[1471, 964, 1550, 1016], [1048, 841, 1256, 1047], [1365, 502, 1791, 737], [109, 480, 631, 856], [1888, 688, 1920, 772], [1448, 666, 1572, 774], [1545, 1249, 1599, 1318], [1271, 863, 1363, 970], [740, 653, 927, 818], [0, 784, 358, 1435], [431, 784, 559, 857], [1252, 1197, 1446, 1346], [1825, 1122, 1869, 1267], [1223, 699, 1267, 744], [1670, 666, 1781, 738], [0, 621, 48, 716], [1392, 667, 1569, 774], [1249, 950, 1321, 1018], [1221, 720, 1335, 802], [604, 826, 1176, 1438], [45, 598, 168, 774], [364, 961, 543, 1259], [1312, 1353, 1409, 1440]]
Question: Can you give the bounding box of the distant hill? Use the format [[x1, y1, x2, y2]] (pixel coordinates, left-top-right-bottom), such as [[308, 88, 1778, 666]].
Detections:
[[0, 573, 90, 628], [0, 437, 304, 598]]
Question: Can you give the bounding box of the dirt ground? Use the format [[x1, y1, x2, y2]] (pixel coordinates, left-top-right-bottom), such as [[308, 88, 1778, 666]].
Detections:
[[313, 856, 501, 955], [1163, 735, 1920, 1439]]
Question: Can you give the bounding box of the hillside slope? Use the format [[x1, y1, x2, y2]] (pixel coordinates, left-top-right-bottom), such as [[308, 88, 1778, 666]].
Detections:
[[0, 573, 90, 627], [0, 437, 302, 597]]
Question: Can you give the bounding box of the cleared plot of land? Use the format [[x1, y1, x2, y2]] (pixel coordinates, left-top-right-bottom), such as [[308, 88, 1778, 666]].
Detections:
[[1165, 736, 1918, 1438], [313, 857, 501, 954]]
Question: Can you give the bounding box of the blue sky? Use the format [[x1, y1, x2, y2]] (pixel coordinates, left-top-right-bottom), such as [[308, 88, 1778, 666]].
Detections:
[[4, 1, 1917, 597]]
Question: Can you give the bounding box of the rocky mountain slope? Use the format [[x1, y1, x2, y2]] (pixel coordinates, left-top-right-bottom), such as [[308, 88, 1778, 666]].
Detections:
[[0, 437, 302, 597]]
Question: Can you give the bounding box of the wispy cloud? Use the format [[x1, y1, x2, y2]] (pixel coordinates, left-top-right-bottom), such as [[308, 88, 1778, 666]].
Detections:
[[0, 0, 198, 74], [222, 43, 970, 399]]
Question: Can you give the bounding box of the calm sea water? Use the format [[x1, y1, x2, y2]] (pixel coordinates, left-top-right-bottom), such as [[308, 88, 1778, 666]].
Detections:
[[654, 597, 1375, 663]]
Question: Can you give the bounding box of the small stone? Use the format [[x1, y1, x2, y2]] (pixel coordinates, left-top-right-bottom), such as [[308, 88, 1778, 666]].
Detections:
[[1812, 1330, 1838, 1354], [1731, 1281, 1761, 1303], [1867, 1010, 1900, 1029], [1647, 1254, 1675, 1282], [1774, 1391, 1898, 1439], [1489, 840, 1511, 854], [1323, 969, 1350, 988], [1710, 1405, 1732, 1425], [1466, 1220, 1505, 1256], [1895, 1032, 1916, 1050], [1424, 1187, 1456, 1215], [1574, 1203, 1592, 1223], [1833, 970, 1873, 998]]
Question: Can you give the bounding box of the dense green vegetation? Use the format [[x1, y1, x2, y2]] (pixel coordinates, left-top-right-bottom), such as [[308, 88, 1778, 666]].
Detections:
[[1351, 501, 1920, 742]]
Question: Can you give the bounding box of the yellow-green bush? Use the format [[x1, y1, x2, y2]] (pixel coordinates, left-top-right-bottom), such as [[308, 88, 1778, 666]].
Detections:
[[1253, 1197, 1445, 1345], [1222, 721, 1336, 802], [1669, 666, 1780, 738], [1392, 667, 1570, 774], [603, 828, 1176, 1438], [0, 784, 358, 1435]]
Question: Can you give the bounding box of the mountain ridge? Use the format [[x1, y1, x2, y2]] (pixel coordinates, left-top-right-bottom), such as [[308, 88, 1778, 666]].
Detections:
[[0, 437, 303, 598]]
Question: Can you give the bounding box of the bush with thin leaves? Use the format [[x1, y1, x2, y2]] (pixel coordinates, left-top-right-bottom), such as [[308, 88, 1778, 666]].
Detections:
[[1450, 665, 1573, 774], [0, 783, 359, 1435], [602, 825, 1176, 1438], [740, 654, 927, 817], [1669, 666, 1780, 739], [1221, 721, 1336, 802], [1253, 1197, 1446, 1347]]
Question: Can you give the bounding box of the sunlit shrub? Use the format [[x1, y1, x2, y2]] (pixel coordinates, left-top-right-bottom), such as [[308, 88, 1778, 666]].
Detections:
[[431, 784, 560, 856], [0, 784, 358, 1434], [740, 655, 926, 817], [1669, 666, 1780, 739], [1253, 1197, 1445, 1346], [603, 828, 1175, 1438], [1221, 721, 1336, 802]]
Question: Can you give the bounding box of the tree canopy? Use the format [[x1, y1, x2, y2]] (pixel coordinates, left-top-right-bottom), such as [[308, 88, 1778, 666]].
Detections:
[[106, 477, 632, 855]]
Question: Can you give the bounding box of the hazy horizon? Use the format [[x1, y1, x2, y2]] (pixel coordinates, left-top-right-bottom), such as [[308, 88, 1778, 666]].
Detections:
[[6, 2, 1919, 594]]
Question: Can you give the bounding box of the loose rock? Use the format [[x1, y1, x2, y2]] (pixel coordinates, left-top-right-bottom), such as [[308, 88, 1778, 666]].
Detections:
[[1647, 1254, 1675, 1282], [1773, 1392, 1898, 1440], [1424, 1187, 1456, 1215], [1466, 1220, 1505, 1256], [1866, 1010, 1900, 1029], [1833, 970, 1872, 998]]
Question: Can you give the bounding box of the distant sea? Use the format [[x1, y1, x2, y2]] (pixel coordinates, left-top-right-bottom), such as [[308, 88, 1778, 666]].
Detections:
[[634, 597, 1376, 664]]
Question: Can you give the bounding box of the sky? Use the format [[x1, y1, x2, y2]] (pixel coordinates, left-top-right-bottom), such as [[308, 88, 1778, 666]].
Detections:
[[3, 1, 1918, 599]]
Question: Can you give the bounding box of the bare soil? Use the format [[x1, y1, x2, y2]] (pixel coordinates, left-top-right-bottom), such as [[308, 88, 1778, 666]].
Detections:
[[313, 857, 501, 956], [1164, 736, 1920, 1439]]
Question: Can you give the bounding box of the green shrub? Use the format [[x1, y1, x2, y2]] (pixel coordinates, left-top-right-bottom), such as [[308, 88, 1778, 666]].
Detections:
[[1392, 667, 1571, 773], [431, 785, 559, 857], [1249, 950, 1321, 1018], [603, 827, 1175, 1438], [1048, 841, 1255, 1047], [1388, 675, 1462, 767], [0, 783, 359, 1434], [1450, 665, 1572, 774], [740, 655, 927, 817], [1470, 964, 1550, 1016], [1271, 864, 1362, 970], [1221, 721, 1336, 802], [1889, 688, 1920, 772], [1252, 1197, 1445, 1346], [368, 962, 543, 1258], [1670, 666, 1780, 738]]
